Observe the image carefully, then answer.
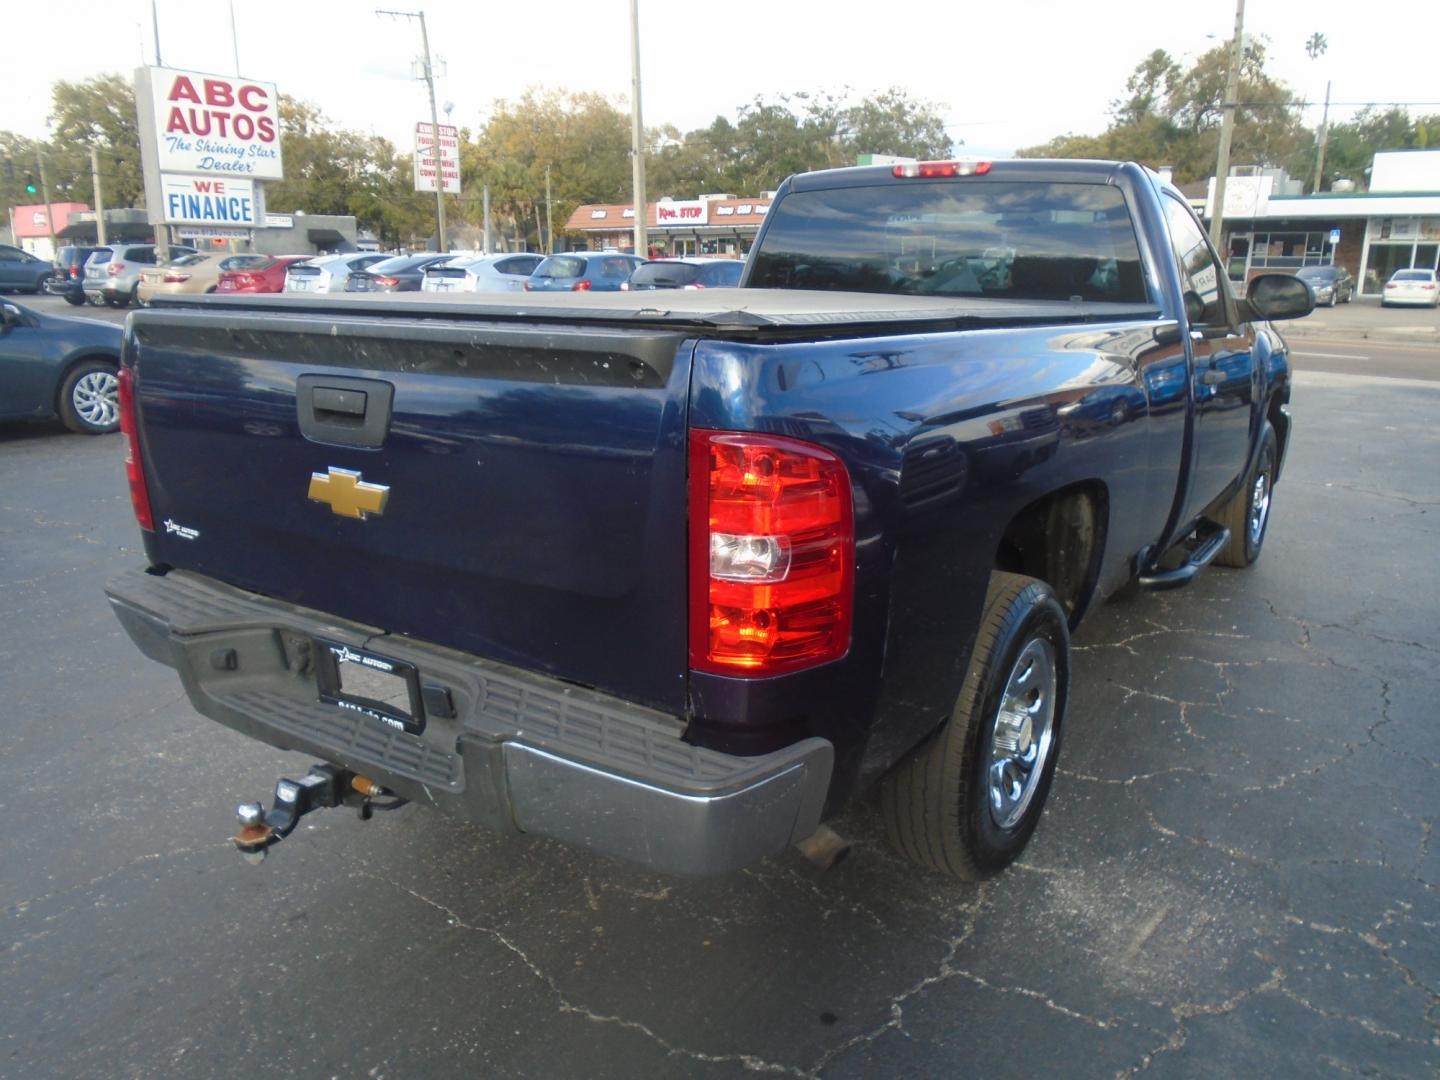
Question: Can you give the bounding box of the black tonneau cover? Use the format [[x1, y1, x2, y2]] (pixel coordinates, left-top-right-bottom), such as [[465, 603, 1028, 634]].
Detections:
[[148, 287, 1161, 341]]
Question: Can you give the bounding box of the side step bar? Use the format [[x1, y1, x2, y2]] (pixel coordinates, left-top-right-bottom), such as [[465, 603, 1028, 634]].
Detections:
[[1138, 522, 1230, 591]]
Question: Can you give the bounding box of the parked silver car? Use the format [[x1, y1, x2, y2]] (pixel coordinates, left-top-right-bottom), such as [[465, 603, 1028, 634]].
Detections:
[[83, 243, 197, 307], [422, 253, 543, 294], [283, 252, 392, 294]]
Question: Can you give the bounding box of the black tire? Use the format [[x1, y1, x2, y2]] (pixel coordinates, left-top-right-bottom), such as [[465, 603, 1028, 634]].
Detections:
[[1327, 292, 1338, 307], [63, 290, 86, 306], [104, 294, 127, 308], [880, 571, 1070, 879], [1214, 421, 1277, 568], [57, 359, 121, 435]]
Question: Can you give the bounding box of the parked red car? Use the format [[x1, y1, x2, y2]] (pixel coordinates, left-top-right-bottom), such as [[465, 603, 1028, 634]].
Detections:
[[215, 255, 312, 294]]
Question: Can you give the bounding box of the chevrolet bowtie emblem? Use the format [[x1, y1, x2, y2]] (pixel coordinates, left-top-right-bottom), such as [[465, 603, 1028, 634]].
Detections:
[[307, 467, 390, 519]]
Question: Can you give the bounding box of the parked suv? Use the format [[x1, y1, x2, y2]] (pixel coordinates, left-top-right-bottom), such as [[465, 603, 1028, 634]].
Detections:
[[0, 244, 54, 294], [45, 246, 108, 305], [83, 244, 197, 308]]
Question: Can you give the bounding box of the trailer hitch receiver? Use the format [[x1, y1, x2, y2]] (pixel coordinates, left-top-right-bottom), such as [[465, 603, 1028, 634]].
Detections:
[[233, 764, 406, 864]]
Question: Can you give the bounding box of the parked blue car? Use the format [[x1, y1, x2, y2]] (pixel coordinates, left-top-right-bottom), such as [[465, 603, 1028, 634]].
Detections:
[[523, 252, 646, 293], [0, 298, 124, 433]]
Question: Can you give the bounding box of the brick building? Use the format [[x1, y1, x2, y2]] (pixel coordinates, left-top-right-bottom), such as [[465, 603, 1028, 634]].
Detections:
[[562, 194, 773, 257]]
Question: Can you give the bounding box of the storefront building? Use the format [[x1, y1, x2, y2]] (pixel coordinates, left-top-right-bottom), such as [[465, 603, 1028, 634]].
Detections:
[[1206, 151, 1440, 296], [562, 194, 773, 256]]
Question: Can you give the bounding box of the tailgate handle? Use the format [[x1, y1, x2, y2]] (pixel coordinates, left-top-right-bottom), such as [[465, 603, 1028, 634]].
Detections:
[[313, 386, 368, 418], [296, 375, 393, 449]]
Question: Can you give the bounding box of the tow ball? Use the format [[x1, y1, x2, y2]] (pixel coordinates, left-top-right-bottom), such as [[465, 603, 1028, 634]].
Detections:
[[233, 763, 407, 864]]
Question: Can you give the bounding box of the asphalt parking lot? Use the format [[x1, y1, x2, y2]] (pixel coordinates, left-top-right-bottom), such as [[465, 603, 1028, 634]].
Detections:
[[2, 334, 1437, 1077]]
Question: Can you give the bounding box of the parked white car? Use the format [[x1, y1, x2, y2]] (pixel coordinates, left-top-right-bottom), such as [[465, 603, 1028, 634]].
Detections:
[[1381, 268, 1440, 308], [284, 252, 391, 294], [422, 254, 543, 294]]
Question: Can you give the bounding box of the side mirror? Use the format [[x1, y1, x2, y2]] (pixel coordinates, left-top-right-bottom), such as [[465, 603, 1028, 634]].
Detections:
[[1247, 273, 1314, 322], [0, 304, 19, 329], [1181, 290, 1206, 325]]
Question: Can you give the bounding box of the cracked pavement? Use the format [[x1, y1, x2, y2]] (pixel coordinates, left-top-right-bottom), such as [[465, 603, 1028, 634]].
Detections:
[[2, 369, 1437, 1078]]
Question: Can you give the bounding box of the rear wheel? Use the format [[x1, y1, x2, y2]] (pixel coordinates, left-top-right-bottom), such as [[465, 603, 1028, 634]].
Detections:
[[63, 289, 86, 306], [880, 571, 1069, 879], [57, 359, 120, 434], [1214, 421, 1276, 568]]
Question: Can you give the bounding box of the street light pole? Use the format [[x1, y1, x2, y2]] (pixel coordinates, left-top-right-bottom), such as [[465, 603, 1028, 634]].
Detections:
[[629, 0, 647, 257], [377, 8, 448, 253], [1208, 0, 1246, 250]]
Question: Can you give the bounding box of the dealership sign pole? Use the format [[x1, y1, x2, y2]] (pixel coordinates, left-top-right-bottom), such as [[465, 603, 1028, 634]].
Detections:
[[135, 66, 284, 257]]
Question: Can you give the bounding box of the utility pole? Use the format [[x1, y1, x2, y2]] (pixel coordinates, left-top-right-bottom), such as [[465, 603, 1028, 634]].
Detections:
[[628, 0, 647, 257], [377, 8, 448, 253], [35, 149, 57, 259], [91, 147, 108, 245], [1208, 0, 1246, 250], [1312, 81, 1332, 193], [482, 184, 491, 253], [544, 166, 553, 255]]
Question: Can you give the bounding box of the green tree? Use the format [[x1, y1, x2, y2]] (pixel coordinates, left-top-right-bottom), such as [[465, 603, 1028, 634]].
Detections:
[[1017, 43, 1308, 185], [464, 89, 631, 249], [842, 87, 954, 161], [48, 74, 146, 208]]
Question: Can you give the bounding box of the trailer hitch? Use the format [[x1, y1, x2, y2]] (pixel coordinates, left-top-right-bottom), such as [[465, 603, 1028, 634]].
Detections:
[[233, 764, 407, 864]]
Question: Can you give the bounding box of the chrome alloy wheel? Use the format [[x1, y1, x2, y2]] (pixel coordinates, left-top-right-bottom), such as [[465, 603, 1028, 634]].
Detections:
[[987, 638, 1057, 830], [72, 370, 119, 429], [1249, 467, 1271, 547]]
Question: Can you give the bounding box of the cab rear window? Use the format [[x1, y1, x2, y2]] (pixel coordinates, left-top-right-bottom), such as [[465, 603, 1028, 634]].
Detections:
[[748, 180, 1147, 303]]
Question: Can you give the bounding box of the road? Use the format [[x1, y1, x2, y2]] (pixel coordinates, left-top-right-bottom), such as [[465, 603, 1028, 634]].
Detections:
[[1288, 338, 1440, 383], [2, 300, 1438, 1078]]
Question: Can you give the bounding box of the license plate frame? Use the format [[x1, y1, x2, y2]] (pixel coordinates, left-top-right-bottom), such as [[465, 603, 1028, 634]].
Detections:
[[316, 640, 425, 735]]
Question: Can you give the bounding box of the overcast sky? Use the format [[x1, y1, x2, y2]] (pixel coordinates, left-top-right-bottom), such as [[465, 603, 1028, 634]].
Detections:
[[9, 0, 1437, 175]]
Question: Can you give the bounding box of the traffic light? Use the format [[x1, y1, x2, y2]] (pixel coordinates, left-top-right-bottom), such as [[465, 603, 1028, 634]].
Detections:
[[25, 175, 38, 195]]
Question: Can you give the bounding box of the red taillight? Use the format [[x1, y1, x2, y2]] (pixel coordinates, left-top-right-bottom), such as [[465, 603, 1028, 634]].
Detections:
[[892, 160, 991, 178], [108, 262, 125, 276], [1422, 283, 1436, 290], [682, 283, 706, 290], [1385, 283, 1397, 289], [117, 368, 154, 532], [163, 272, 191, 283], [373, 275, 399, 287], [688, 431, 853, 676], [571, 279, 592, 291], [69, 266, 81, 279], [523, 280, 532, 291]]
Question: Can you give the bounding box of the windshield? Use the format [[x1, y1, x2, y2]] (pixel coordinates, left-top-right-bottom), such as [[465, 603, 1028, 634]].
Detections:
[[535, 256, 586, 278], [629, 262, 702, 287], [748, 180, 1147, 302], [1295, 267, 1335, 281], [1392, 269, 1434, 281], [167, 253, 208, 268]]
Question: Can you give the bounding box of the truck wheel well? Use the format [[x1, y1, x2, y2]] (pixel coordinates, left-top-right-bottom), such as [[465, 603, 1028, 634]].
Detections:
[[993, 482, 1107, 626]]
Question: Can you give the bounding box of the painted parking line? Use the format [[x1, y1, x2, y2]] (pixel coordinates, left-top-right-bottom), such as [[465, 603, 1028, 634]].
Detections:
[[1292, 351, 1370, 361]]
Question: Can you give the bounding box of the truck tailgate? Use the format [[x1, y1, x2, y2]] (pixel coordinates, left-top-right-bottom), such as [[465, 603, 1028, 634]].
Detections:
[[126, 307, 693, 712]]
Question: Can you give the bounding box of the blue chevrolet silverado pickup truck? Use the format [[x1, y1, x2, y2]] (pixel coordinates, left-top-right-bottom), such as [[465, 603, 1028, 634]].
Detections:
[[106, 159, 1311, 878]]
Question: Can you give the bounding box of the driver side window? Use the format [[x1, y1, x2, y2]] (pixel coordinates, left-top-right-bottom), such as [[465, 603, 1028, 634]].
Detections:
[[1162, 196, 1229, 326]]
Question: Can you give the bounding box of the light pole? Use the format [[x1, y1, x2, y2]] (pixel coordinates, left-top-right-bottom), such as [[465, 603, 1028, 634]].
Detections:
[[377, 8, 448, 252], [629, 0, 647, 257], [1208, 0, 1246, 250]]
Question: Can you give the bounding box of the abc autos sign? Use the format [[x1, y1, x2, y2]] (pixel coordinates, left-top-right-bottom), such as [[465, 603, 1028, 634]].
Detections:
[[137, 66, 283, 187]]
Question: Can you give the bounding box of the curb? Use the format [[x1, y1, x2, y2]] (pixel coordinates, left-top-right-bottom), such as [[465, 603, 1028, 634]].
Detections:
[[1282, 323, 1440, 344]]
